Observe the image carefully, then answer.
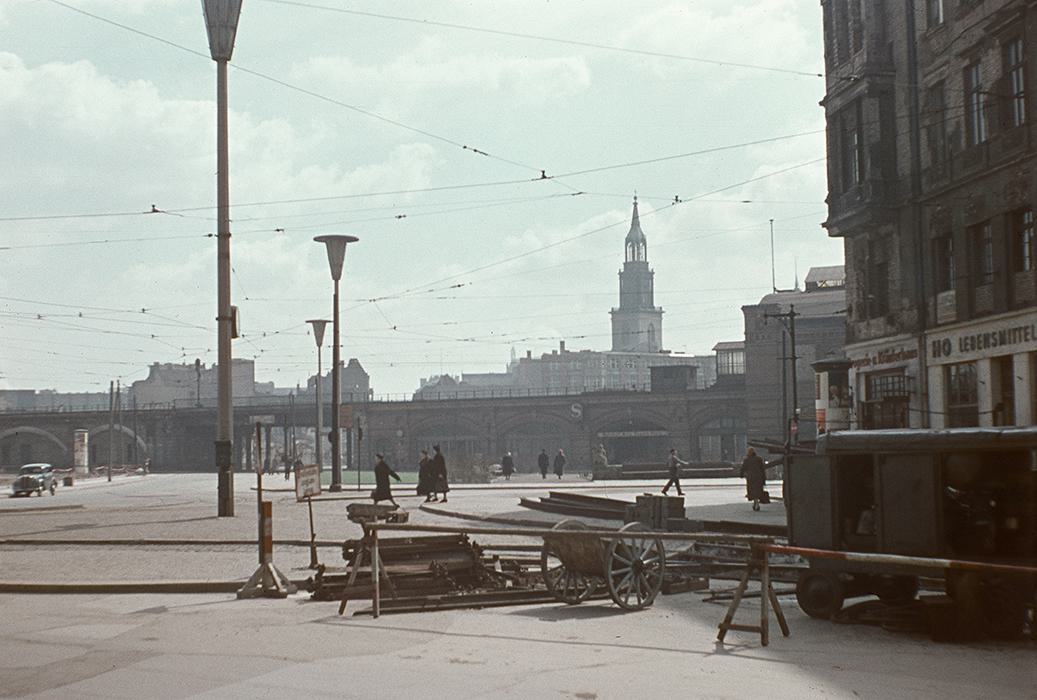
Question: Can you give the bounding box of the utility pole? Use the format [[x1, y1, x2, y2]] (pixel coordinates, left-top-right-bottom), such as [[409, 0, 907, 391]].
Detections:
[[115, 380, 122, 465], [764, 305, 800, 444], [107, 380, 114, 482]]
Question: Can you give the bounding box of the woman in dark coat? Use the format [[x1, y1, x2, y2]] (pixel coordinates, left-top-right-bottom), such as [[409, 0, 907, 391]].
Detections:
[[416, 449, 434, 502], [538, 449, 549, 479], [501, 452, 515, 480], [553, 449, 566, 479], [431, 444, 449, 503], [371, 453, 401, 507], [740, 447, 767, 511]]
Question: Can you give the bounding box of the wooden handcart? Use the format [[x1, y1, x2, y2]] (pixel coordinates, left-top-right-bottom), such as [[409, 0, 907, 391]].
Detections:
[[540, 520, 666, 610]]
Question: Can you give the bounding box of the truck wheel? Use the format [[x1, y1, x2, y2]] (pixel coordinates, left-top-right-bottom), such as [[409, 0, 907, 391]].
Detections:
[[796, 570, 845, 619], [874, 575, 918, 606]]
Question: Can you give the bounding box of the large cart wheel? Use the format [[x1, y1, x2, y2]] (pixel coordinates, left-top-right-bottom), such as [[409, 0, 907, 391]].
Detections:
[[605, 522, 665, 611], [541, 520, 597, 604], [796, 570, 845, 619]]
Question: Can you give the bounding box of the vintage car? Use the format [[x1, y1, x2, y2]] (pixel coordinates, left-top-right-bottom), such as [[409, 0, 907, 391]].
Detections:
[[10, 463, 58, 497]]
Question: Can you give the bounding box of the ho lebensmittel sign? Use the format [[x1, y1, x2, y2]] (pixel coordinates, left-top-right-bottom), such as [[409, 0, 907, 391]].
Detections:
[[294, 464, 322, 502], [928, 312, 1037, 363]]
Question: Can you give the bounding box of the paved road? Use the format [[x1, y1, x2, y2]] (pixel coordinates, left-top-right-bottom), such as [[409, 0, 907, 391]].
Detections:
[[1, 474, 1033, 698]]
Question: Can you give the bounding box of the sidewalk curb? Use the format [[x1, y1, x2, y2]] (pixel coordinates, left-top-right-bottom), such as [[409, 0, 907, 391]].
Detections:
[[0, 579, 311, 594]]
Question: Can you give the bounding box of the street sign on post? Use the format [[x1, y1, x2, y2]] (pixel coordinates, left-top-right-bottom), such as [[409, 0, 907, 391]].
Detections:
[[295, 464, 322, 502]]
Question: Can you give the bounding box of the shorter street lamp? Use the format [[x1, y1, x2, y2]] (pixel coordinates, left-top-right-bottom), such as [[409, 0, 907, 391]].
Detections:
[[314, 234, 359, 492], [306, 319, 329, 474]]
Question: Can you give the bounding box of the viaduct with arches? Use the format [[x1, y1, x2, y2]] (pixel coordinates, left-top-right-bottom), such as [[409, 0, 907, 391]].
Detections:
[[0, 385, 747, 473]]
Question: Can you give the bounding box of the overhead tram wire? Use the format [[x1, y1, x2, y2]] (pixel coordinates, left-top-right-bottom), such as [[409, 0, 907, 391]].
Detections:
[[44, 0, 569, 191], [260, 0, 826, 79]]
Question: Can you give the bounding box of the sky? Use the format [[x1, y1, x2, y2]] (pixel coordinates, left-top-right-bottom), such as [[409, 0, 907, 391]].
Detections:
[[0, 0, 841, 398]]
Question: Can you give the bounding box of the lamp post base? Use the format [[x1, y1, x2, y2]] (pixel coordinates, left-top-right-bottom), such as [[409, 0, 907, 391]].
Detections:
[[329, 483, 342, 492], [216, 440, 234, 517]]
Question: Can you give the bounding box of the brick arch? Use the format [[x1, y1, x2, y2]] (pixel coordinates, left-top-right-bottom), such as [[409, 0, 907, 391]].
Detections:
[[0, 426, 68, 455], [406, 413, 486, 438], [87, 424, 149, 458], [586, 406, 674, 436], [494, 409, 576, 437], [686, 403, 746, 432]]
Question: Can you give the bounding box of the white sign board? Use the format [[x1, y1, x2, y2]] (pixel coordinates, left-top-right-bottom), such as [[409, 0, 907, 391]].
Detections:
[[294, 464, 322, 502]]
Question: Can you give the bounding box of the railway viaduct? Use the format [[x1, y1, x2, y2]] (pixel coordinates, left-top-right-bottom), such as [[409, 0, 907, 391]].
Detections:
[[0, 385, 746, 473]]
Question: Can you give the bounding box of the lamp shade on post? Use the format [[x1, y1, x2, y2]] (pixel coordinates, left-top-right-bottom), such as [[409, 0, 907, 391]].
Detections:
[[202, 0, 242, 61], [307, 319, 330, 474], [314, 235, 358, 492]]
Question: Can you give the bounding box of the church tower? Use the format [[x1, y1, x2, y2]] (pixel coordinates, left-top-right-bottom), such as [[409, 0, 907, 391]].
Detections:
[[610, 197, 663, 352]]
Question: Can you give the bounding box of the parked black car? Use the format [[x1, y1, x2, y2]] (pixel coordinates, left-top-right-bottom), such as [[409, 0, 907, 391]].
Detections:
[[10, 463, 58, 497]]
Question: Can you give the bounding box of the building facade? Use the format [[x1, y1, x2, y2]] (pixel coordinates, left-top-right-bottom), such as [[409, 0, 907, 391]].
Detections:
[[822, 0, 1037, 429], [742, 267, 848, 443]]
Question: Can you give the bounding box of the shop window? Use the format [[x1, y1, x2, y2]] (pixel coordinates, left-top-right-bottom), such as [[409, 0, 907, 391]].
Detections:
[[992, 355, 1015, 426], [861, 371, 909, 429], [946, 362, 979, 427]]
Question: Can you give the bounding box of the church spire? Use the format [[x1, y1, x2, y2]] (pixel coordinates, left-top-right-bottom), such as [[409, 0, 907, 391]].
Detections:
[[625, 195, 647, 262]]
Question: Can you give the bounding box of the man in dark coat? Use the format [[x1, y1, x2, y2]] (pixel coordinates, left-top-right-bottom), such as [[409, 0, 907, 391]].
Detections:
[[740, 447, 767, 511], [553, 449, 566, 479], [501, 452, 515, 480], [371, 453, 401, 507], [538, 449, 549, 479], [662, 447, 687, 496], [431, 444, 449, 503], [416, 448, 434, 502]]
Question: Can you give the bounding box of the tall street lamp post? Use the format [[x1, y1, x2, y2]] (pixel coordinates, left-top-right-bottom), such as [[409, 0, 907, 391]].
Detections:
[[314, 235, 358, 492], [202, 0, 242, 517], [306, 319, 329, 474]]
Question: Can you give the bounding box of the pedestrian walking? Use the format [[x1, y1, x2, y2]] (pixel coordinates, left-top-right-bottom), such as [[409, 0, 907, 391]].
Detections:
[[538, 449, 549, 479], [662, 447, 687, 496], [371, 453, 401, 507], [740, 447, 767, 511], [553, 449, 566, 480], [416, 448, 435, 502], [431, 444, 449, 503], [501, 451, 515, 480]]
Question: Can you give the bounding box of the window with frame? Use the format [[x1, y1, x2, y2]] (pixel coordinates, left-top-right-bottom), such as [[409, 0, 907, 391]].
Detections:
[[925, 81, 947, 164], [834, 0, 851, 65], [861, 371, 909, 429], [969, 221, 993, 286], [934, 234, 956, 292], [839, 100, 864, 192], [927, 0, 943, 28], [1004, 37, 1026, 128], [965, 61, 988, 146], [946, 362, 979, 427], [865, 238, 889, 317], [1010, 208, 1034, 272], [849, 0, 863, 55]]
